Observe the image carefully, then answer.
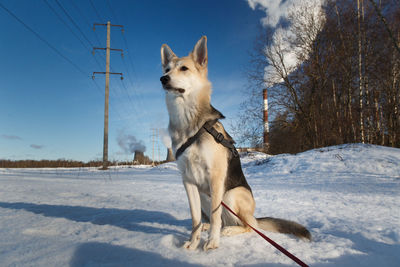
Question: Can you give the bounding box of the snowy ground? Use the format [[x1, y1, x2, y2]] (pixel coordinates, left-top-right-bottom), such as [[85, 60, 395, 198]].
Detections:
[[0, 144, 399, 266]]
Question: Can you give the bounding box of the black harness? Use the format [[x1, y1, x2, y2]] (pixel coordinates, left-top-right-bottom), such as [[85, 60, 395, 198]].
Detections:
[[175, 119, 239, 160]]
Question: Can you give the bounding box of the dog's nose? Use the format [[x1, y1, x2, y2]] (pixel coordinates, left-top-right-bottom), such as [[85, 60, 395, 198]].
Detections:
[[160, 75, 170, 85]]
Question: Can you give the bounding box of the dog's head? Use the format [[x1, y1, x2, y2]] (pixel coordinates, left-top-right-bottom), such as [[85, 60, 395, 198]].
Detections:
[[160, 36, 210, 97]]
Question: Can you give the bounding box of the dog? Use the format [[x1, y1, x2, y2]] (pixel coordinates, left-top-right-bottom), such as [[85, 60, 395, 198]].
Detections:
[[160, 36, 311, 251]]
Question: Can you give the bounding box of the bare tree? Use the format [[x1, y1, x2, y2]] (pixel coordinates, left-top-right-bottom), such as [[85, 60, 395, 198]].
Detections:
[[236, 0, 400, 153]]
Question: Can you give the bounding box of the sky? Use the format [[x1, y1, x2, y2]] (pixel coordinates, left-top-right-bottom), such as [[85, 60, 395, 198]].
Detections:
[[0, 0, 273, 162]]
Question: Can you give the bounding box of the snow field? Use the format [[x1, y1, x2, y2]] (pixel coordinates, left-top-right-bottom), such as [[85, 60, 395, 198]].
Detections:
[[0, 144, 399, 266]]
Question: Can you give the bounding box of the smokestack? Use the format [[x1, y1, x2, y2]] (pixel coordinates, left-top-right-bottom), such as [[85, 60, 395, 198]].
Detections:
[[263, 88, 269, 152], [166, 148, 175, 162], [133, 150, 150, 165], [134, 150, 144, 163], [159, 128, 174, 162]]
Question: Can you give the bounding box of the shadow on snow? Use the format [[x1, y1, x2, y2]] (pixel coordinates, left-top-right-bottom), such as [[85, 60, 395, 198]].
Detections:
[[1, 202, 399, 266], [70, 242, 202, 267], [0, 201, 190, 236]]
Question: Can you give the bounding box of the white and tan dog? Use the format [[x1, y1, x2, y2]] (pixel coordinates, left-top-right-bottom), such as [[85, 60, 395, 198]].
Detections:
[[160, 36, 310, 251]]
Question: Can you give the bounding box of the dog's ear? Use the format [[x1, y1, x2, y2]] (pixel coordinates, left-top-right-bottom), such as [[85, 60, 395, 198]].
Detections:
[[161, 44, 176, 68], [192, 36, 207, 67]]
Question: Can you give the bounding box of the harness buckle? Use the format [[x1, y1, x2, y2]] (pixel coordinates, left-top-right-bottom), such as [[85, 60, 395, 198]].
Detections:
[[215, 132, 224, 143], [231, 148, 239, 158]]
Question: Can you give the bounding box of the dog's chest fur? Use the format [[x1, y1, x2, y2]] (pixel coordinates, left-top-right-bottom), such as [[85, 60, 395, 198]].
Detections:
[[177, 145, 211, 193], [166, 93, 225, 194]]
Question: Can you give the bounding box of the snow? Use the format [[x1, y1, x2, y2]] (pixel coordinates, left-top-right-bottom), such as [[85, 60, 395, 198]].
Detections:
[[0, 143, 399, 266]]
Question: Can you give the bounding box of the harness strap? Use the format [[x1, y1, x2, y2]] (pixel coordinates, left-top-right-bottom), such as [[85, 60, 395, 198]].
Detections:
[[175, 119, 239, 159], [202, 120, 239, 157], [175, 127, 206, 160]]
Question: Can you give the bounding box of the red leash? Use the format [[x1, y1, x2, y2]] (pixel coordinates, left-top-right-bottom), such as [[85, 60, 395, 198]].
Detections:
[[221, 201, 309, 267]]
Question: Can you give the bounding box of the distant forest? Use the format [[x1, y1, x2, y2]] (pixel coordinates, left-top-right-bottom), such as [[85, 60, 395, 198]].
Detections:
[[0, 160, 104, 168], [236, 0, 400, 154], [0, 160, 157, 168]]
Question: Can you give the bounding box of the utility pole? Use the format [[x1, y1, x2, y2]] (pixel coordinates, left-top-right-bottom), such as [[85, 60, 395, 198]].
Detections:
[[157, 135, 161, 163], [150, 128, 162, 165], [150, 128, 157, 166], [263, 89, 269, 153], [92, 21, 124, 170]]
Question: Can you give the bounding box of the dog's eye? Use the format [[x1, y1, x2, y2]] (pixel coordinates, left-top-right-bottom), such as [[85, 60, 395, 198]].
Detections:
[[180, 66, 189, 71]]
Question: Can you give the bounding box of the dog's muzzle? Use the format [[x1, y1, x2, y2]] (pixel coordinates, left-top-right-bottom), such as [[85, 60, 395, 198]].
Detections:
[[160, 75, 170, 86], [160, 75, 185, 93]]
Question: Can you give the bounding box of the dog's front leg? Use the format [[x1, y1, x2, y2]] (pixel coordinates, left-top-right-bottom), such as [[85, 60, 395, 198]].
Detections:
[[182, 181, 202, 250], [203, 176, 224, 251]]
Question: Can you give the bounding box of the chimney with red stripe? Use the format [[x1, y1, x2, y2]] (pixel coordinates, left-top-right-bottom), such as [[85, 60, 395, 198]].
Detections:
[[263, 89, 269, 152]]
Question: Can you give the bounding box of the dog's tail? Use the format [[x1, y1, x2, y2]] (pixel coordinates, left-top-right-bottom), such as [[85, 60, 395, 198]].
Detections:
[[256, 217, 311, 241]]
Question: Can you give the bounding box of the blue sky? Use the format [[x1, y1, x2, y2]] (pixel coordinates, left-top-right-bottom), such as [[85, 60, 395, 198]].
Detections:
[[0, 0, 266, 162]]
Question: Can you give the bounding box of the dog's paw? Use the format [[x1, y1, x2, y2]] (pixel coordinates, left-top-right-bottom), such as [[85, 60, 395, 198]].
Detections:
[[203, 238, 219, 251], [182, 239, 200, 250], [221, 227, 234, 236], [221, 226, 249, 236]]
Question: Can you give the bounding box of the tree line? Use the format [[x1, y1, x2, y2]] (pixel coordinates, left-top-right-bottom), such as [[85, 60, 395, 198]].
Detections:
[[236, 0, 399, 154], [0, 159, 104, 168], [0, 159, 158, 168], [0, 159, 170, 168]]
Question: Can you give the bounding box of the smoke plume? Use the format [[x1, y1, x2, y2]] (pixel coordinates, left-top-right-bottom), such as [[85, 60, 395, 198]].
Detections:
[[159, 128, 172, 148], [117, 131, 146, 154]]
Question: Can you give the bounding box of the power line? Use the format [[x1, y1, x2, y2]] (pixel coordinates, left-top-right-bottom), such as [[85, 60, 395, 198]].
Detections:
[[69, 0, 103, 47], [0, 1, 87, 76], [0, 2, 124, 124], [93, 1, 143, 115], [119, 79, 138, 113], [92, 38, 136, 117], [43, 0, 105, 72], [90, 0, 137, 113], [57, 0, 139, 118], [120, 40, 144, 108], [120, 36, 141, 90], [106, 0, 118, 24], [43, 0, 90, 51], [54, 0, 95, 48], [92, 21, 125, 169], [89, 0, 104, 22], [55, 0, 113, 77], [90, 2, 140, 117], [109, 5, 140, 89], [92, 79, 123, 121], [103, 2, 144, 109], [52, 0, 107, 67], [104, 2, 138, 87], [53, 1, 134, 119]]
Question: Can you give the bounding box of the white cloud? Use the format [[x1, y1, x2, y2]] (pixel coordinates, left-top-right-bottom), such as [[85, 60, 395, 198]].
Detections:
[[247, 0, 294, 28], [247, 0, 325, 86], [247, 0, 324, 28]]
